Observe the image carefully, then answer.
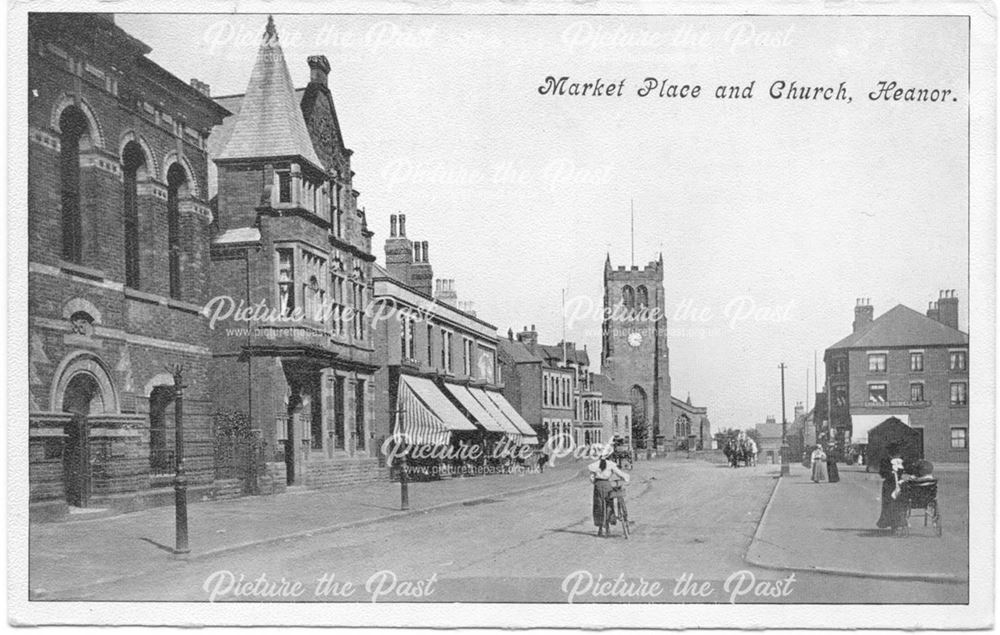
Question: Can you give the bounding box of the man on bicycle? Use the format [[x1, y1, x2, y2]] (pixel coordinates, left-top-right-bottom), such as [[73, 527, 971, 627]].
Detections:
[[589, 453, 630, 537]]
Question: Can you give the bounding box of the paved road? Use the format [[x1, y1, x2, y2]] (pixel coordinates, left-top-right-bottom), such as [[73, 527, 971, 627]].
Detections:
[[42, 460, 967, 604]]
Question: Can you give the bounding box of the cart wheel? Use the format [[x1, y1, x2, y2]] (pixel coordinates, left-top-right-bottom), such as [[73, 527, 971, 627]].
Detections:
[[931, 502, 942, 537]]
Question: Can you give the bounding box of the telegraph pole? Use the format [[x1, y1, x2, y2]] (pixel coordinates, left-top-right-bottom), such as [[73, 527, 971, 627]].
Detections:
[[779, 363, 789, 476], [169, 364, 190, 554]]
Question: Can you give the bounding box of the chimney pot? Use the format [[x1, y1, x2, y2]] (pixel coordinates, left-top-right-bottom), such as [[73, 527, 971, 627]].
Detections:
[[399, 214, 406, 237], [390, 214, 397, 237], [422, 241, 429, 263]]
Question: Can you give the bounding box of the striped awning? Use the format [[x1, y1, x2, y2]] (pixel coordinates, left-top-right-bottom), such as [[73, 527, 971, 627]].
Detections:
[[403, 376, 478, 433], [443, 384, 506, 433], [481, 390, 539, 444], [395, 377, 450, 447], [467, 387, 524, 439]]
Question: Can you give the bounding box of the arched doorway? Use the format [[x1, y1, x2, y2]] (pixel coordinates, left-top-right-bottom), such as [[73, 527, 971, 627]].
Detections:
[[61, 373, 102, 507], [630, 385, 648, 449]]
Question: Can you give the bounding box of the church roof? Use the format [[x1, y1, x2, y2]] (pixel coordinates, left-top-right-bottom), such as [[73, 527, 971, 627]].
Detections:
[[828, 304, 968, 350], [215, 16, 322, 171], [498, 339, 544, 364], [590, 373, 630, 404]]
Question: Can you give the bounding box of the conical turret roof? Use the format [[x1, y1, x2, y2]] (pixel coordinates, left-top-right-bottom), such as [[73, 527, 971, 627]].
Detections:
[[216, 16, 322, 170]]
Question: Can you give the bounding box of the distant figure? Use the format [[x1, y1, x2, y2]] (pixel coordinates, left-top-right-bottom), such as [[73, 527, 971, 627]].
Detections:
[[826, 445, 840, 483], [810, 444, 828, 483], [537, 450, 549, 474]]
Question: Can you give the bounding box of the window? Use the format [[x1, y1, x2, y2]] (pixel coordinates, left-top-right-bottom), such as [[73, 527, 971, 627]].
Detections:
[[833, 385, 848, 407], [122, 142, 145, 289], [301, 252, 326, 321], [352, 268, 365, 340], [333, 375, 345, 449], [910, 383, 924, 402], [867, 353, 887, 373], [909, 352, 924, 372], [867, 383, 887, 403], [331, 264, 345, 336], [277, 170, 292, 203], [950, 350, 967, 371], [543, 374, 549, 406], [832, 357, 847, 375], [621, 285, 634, 309], [59, 106, 89, 262], [636, 285, 649, 308], [309, 392, 323, 451], [354, 379, 366, 451], [463, 338, 473, 376], [950, 382, 967, 406], [950, 428, 968, 449], [426, 324, 434, 366], [166, 164, 187, 298], [441, 331, 452, 372], [276, 249, 295, 316], [399, 313, 416, 361], [332, 183, 343, 237]]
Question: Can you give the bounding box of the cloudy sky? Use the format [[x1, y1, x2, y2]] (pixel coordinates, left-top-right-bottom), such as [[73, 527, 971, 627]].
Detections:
[[119, 13, 969, 427]]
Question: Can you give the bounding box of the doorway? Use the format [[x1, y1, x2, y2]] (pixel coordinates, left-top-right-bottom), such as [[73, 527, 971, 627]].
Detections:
[[61, 373, 102, 507]]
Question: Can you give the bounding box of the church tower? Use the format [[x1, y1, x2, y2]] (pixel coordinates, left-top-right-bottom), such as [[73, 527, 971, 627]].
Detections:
[[601, 254, 672, 450]]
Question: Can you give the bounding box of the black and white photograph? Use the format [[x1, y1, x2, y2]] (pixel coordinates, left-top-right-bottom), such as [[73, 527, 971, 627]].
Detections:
[[7, 1, 995, 628]]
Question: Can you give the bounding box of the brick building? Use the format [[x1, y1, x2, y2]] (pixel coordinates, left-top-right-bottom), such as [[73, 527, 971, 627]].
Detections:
[[591, 373, 632, 448], [205, 17, 382, 489], [823, 293, 969, 463], [371, 215, 535, 461], [27, 14, 229, 518], [498, 328, 586, 449]]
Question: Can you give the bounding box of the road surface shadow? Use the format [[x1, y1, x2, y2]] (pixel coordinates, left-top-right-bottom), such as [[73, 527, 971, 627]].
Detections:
[[822, 527, 895, 538], [138, 537, 177, 553]]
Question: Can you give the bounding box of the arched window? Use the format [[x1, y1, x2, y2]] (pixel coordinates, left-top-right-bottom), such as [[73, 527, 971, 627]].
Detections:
[[636, 285, 649, 308], [166, 164, 189, 298], [59, 106, 90, 263], [621, 285, 635, 309], [122, 142, 147, 288]]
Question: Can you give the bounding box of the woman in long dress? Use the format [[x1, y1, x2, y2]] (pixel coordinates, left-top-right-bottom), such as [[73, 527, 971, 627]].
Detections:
[[810, 445, 828, 483], [826, 445, 840, 483], [876, 451, 909, 534], [589, 457, 630, 537]]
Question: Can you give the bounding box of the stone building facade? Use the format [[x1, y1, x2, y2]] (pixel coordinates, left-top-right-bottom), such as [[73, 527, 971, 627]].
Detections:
[[205, 17, 382, 490], [823, 293, 969, 463], [27, 14, 229, 518]]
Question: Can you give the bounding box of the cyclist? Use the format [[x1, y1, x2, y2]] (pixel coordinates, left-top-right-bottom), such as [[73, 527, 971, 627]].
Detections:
[[589, 455, 630, 537]]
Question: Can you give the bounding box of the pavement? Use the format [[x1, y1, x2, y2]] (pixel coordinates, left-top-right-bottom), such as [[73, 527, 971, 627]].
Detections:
[[28, 459, 582, 599], [745, 462, 969, 583]]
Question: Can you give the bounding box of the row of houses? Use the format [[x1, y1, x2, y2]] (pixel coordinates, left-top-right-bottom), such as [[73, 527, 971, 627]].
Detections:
[[26, 14, 650, 520], [755, 293, 969, 465]]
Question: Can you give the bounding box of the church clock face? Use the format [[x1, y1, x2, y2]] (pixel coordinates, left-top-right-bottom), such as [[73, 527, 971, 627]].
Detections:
[[627, 332, 642, 348]]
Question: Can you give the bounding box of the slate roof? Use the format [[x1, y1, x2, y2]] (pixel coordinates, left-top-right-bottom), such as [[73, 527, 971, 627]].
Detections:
[[828, 304, 968, 350], [498, 339, 544, 364], [214, 17, 322, 171], [590, 373, 631, 404], [538, 343, 590, 366]]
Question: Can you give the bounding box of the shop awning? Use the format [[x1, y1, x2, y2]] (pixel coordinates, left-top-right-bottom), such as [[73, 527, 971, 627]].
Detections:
[[851, 413, 910, 445], [395, 376, 477, 446], [443, 384, 507, 434], [481, 390, 539, 444], [466, 387, 523, 438]]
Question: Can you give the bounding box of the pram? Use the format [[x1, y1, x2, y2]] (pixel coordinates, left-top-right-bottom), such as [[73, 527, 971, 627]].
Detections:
[[901, 477, 941, 537]]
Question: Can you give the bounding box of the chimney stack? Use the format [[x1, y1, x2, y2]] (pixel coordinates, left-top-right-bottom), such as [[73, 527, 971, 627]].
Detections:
[[190, 78, 211, 96], [435, 278, 457, 306], [935, 289, 960, 330], [516, 324, 538, 348], [852, 297, 874, 333], [307, 55, 331, 87], [384, 212, 413, 285]]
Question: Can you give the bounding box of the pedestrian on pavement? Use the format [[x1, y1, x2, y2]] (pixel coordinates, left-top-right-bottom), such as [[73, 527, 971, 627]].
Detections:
[[826, 444, 840, 483], [537, 450, 549, 473], [810, 444, 828, 483], [876, 445, 910, 535], [589, 455, 629, 537]]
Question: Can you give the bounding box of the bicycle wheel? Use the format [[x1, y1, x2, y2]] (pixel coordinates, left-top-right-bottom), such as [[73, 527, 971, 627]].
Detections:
[[620, 501, 629, 539]]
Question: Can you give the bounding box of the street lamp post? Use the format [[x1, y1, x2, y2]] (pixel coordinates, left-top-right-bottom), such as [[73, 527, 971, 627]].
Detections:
[[779, 363, 790, 476], [170, 364, 190, 554]]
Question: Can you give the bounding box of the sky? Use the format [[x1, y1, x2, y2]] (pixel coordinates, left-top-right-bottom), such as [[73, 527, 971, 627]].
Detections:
[[118, 13, 970, 428]]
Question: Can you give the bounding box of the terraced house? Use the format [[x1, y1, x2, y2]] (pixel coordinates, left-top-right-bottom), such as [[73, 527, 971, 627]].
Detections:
[[27, 14, 229, 518]]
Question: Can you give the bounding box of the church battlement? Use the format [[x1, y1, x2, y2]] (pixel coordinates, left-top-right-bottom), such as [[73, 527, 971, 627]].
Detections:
[[606, 259, 662, 282]]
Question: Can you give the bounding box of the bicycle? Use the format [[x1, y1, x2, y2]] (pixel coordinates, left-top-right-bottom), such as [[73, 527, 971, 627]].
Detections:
[[601, 478, 629, 539]]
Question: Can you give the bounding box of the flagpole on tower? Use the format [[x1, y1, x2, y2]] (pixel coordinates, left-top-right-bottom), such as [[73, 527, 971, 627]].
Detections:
[[630, 199, 635, 268]]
